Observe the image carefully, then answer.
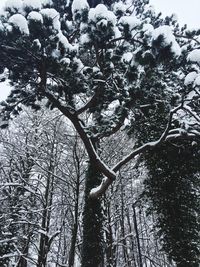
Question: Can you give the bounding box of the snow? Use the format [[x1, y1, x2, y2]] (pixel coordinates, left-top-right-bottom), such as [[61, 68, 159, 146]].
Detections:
[[51, 48, 60, 58], [118, 16, 140, 31], [187, 49, 200, 63], [112, 1, 127, 14], [27, 11, 43, 23], [40, 8, 60, 30], [80, 33, 90, 45], [114, 26, 122, 38], [33, 38, 41, 49], [41, 0, 53, 6], [23, 0, 42, 10], [8, 14, 29, 35], [194, 75, 200, 86], [143, 23, 154, 36], [80, 22, 87, 31], [71, 0, 89, 19], [88, 4, 116, 26], [152, 25, 181, 57], [65, 20, 73, 31], [0, 252, 19, 259], [57, 31, 75, 53], [73, 58, 84, 73], [121, 52, 133, 63], [60, 57, 70, 66], [38, 229, 49, 237], [5, 0, 23, 12], [103, 100, 120, 117], [0, 21, 4, 31], [184, 71, 198, 86], [90, 178, 107, 196]]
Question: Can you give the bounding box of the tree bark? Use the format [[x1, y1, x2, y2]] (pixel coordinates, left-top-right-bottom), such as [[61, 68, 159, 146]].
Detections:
[[81, 163, 104, 267]]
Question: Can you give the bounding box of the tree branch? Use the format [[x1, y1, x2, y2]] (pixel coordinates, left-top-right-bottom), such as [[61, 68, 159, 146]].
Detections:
[[90, 104, 183, 198], [113, 104, 182, 172], [44, 90, 116, 181]]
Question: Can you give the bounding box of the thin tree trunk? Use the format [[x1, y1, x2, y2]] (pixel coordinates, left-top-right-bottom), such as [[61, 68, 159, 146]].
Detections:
[[119, 186, 130, 266], [37, 168, 54, 266], [68, 143, 81, 267], [105, 201, 116, 267], [126, 208, 137, 267], [17, 237, 30, 267], [132, 203, 143, 267]]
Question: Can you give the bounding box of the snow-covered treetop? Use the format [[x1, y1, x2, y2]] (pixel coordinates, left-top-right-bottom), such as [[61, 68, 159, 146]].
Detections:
[[0, 0, 199, 143]]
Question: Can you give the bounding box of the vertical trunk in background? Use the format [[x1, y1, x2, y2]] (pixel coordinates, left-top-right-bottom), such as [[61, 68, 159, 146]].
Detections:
[[120, 185, 130, 266], [68, 145, 81, 267], [132, 204, 143, 267], [37, 163, 55, 266], [105, 202, 116, 267], [17, 235, 31, 267], [126, 208, 137, 267], [81, 163, 103, 267]]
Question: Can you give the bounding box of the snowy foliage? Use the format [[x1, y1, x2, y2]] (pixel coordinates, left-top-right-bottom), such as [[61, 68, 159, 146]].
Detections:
[[72, 0, 89, 20], [27, 11, 43, 22], [194, 75, 200, 86], [152, 25, 181, 57], [23, 0, 42, 11], [187, 49, 200, 63], [40, 8, 60, 30], [5, 0, 23, 13], [184, 71, 198, 86], [8, 13, 29, 34], [118, 15, 140, 32]]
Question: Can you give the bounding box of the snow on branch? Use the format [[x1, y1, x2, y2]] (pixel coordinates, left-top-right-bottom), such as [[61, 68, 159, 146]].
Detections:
[[183, 104, 200, 124], [113, 104, 182, 172], [44, 89, 116, 182], [90, 104, 183, 198]]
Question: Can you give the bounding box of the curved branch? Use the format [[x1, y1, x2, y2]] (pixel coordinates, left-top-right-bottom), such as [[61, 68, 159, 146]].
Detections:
[[183, 105, 200, 124], [76, 92, 99, 115], [44, 90, 116, 181], [90, 104, 183, 198], [113, 104, 182, 172]]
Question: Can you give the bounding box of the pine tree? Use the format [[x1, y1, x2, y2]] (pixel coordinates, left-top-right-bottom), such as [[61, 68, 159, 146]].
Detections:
[[0, 0, 200, 266]]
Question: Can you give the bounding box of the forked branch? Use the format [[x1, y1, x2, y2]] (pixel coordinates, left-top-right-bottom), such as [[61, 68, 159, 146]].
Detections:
[[90, 104, 183, 198]]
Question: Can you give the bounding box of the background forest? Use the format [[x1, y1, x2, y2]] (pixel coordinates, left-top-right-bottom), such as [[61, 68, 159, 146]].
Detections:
[[0, 0, 199, 266]]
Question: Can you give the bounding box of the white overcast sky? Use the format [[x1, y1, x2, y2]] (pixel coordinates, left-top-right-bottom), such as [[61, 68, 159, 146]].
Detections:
[[150, 0, 200, 29], [0, 0, 200, 101]]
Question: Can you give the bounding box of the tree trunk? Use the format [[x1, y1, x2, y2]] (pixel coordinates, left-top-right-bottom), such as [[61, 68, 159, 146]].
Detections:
[[132, 204, 143, 267], [126, 208, 137, 267], [37, 172, 54, 266], [17, 238, 29, 267], [68, 151, 81, 267], [81, 163, 103, 267], [105, 200, 116, 267]]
